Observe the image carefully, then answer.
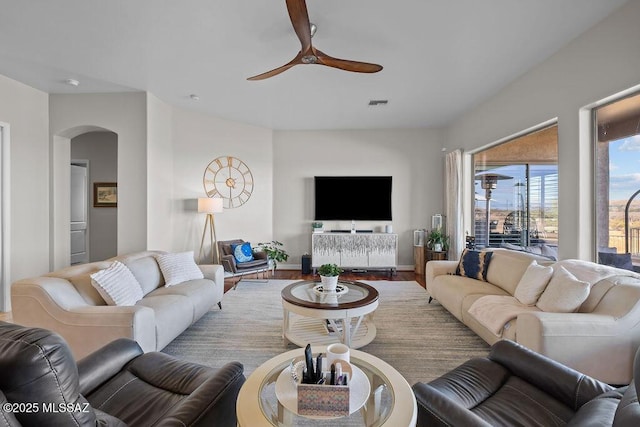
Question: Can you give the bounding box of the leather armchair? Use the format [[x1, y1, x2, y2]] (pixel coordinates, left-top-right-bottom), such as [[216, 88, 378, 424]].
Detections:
[[413, 340, 640, 426], [217, 239, 269, 274], [0, 321, 245, 426]]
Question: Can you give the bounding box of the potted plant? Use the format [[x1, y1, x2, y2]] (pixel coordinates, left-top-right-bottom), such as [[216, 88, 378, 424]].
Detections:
[[318, 263, 343, 292], [255, 241, 289, 270], [427, 229, 449, 252]]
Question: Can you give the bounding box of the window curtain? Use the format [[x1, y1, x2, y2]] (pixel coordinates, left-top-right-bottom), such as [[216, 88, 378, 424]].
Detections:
[[445, 149, 463, 259]]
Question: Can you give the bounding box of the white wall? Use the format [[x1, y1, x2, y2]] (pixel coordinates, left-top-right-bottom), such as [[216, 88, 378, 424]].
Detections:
[[445, 0, 640, 261], [70, 131, 118, 261], [0, 74, 49, 302], [49, 93, 148, 258], [273, 128, 445, 268], [170, 107, 273, 259], [147, 94, 174, 251]]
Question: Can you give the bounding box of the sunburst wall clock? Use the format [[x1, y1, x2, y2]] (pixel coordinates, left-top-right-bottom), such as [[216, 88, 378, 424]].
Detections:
[[203, 156, 254, 209]]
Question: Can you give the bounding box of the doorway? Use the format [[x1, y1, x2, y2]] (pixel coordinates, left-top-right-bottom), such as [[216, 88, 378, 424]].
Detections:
[[70, 131, 117, 263], [70, 160, 89, 264]]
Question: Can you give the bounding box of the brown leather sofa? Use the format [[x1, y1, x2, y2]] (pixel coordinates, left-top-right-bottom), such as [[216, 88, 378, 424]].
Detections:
[[412, 340, 640, 426], [0, 321, 245, 426]]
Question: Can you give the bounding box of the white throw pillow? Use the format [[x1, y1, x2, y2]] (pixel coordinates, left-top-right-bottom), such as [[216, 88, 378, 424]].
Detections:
[[514, 261, 554, 305], [90, 261, 144, 306], [536, 266, 590, 313], [155, 251, 204, 287]]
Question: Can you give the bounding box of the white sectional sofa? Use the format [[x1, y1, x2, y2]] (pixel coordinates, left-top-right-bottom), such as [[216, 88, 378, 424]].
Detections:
[[426, 248, 640, 384], [11, 251, 224, 359]]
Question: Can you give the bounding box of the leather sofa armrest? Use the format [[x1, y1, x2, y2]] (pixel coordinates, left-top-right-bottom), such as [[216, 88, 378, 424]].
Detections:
[[413, 382, 493, 427], [516, 312, 635, 385], [613, 383, 640, 425], [198, 264, 224, 285], [153, 362, 246, 427], [489, 340, 613, 409], [426, 260, 458, 281], [425, 260, 458, 296], [0, 390, 21, 426], [220, 254, 237, 273], [77, 338, 143, 395]]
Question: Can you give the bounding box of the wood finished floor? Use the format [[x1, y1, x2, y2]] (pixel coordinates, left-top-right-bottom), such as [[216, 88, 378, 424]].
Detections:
[[0, 270, 425, 323], [224, 269, 425, 292]]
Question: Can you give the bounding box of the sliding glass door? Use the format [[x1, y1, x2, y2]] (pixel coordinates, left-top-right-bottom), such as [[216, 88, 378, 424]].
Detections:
[[473, 125, 559, 252], [594, 92, 640, 267]]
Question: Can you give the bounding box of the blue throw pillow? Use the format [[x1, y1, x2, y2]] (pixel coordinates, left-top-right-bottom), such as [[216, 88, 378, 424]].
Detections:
[[598, 252, 634, 271], [455, 249, 493, 281], [231, 242, 254, 263]]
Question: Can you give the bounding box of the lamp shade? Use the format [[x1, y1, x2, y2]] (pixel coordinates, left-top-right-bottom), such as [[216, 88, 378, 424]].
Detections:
[[198, 197, 223, 214]]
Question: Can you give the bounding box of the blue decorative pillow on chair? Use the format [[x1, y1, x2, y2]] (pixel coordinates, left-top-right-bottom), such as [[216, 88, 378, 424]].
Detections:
[[232, 242, 254, 263], [455, 249, 493, 281]]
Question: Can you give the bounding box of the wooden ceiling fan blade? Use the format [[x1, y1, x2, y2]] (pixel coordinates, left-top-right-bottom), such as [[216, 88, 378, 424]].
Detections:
[[286, 0, 312, 52], [247, 53, 303, 81], [315, 49, 383, 73]]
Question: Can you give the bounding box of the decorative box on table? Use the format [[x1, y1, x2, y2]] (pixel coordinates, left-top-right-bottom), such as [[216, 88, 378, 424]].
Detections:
[[297, 381, 350, 416], [295, 359, 352, 417]]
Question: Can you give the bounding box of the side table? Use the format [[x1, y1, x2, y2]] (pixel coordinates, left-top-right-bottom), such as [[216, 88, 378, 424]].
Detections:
[[426, 249, 448, 261], [414, 246, 426, 275]]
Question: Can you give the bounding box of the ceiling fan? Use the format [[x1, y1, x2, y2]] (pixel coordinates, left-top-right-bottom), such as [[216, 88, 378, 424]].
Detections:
[[247, 0, 383, 81]]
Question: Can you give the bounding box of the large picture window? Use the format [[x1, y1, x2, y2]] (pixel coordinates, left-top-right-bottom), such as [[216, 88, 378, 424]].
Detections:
[[595, 92, 640, 270], [473, 125, 559, 258]]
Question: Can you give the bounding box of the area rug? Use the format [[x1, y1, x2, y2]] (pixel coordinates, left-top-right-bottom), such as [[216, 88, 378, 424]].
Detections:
[[162, 280, 489, 385]]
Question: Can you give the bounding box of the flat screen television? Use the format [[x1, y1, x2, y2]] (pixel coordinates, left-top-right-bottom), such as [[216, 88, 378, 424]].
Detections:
[[314, 176, 392, 221]]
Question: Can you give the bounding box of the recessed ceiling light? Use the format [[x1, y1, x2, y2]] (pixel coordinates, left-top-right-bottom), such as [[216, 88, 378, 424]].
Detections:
[[65, 78, 80, 87], [368, 99, 388, 106], [190, 94, 200, 101]]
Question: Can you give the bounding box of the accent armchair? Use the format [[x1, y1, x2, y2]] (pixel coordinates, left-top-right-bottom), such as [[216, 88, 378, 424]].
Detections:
[[413, 339, 640, 426], [0, 321, 245, 426], [217, 239, 270, 284]]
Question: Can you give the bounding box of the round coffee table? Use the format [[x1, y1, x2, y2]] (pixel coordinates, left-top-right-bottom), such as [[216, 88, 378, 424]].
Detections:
[[281, 280, 379, 349], [236, 346, 417, 427]]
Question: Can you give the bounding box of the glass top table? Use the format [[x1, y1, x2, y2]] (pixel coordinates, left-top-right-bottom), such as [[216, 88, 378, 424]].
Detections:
[[236, 346, 417, 427], [281, 281, 379, 349]]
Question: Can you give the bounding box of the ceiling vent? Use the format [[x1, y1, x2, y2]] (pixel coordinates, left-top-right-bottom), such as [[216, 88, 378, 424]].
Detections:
[[368, 99, 388, 106]]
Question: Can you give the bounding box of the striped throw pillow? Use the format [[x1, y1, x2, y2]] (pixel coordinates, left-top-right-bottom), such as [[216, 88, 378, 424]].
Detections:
[[90, 261, 144, 306], [455, 249, 493, 281], [155, 251, 204, 287]]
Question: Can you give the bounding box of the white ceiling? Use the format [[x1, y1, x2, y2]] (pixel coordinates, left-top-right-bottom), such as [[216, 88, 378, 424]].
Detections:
[[0, 0, 629, 130]]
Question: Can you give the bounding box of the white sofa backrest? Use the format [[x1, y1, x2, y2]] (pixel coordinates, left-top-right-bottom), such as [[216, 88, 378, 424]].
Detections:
[[485, 249, 543, 295], [579, 275, 640, 316], [111, 250, 167, 296], [46, 261, 112, 305], [554, 259, 640, 285]]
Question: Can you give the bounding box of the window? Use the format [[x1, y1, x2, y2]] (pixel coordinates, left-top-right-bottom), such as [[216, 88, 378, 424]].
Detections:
[[473, 125, 559, 255], [595, 92, 640, 267]]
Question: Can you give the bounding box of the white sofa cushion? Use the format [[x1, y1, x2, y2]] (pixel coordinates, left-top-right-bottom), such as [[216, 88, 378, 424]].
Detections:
[[90, 261, 144, 306], [514, 261, 554, 305], [468, 295, 541, 336], [486, 249, 546, 295], [536, 266, 590, 312], [155, 251, 204, 287]]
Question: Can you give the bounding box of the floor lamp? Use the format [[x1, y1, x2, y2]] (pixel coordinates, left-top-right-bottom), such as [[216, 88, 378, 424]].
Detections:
[[198, 197, 223, 264]]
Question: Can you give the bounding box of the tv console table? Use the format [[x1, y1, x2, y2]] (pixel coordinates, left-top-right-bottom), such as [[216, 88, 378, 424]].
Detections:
[[311, 233, 398, 274]]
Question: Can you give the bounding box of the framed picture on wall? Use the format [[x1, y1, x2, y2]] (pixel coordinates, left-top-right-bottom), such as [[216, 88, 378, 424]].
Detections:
[[94, 182, 117, 207]]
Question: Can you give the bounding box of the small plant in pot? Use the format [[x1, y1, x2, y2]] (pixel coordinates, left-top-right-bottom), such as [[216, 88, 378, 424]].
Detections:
[[318, 263, 343, 292], [427, 229, 450, 252], [255, 240, 289, 270]]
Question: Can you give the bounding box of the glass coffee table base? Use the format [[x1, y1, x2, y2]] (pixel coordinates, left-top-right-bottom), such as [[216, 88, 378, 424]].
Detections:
[[284, 315, 376, 349]]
